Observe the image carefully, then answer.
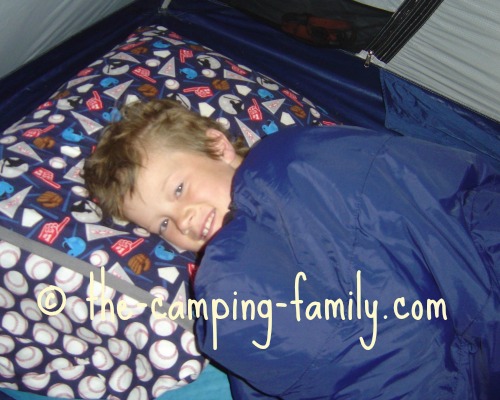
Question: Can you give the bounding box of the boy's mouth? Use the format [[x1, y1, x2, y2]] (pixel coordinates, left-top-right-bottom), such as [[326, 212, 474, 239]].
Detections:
[[201, 209, 216, 240]]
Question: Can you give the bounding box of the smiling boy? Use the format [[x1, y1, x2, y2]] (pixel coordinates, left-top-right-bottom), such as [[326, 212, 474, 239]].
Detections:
[[84, 99, 499, 399], [84, 99, 246, 252], [121, 130, 241, 251]]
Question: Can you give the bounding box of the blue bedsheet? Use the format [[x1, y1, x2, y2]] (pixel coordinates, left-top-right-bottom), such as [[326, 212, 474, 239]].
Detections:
[[0, 364, 231, 400]]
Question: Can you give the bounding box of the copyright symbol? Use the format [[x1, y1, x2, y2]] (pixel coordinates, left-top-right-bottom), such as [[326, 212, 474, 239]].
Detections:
[[37, 285, 66, 316]]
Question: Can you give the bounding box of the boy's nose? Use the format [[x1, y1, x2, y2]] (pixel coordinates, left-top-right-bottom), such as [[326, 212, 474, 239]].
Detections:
[[177, 208, 194, 235]]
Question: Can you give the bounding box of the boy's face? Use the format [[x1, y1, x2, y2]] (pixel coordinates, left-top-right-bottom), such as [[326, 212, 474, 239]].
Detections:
[[122, 129, 242, 252]]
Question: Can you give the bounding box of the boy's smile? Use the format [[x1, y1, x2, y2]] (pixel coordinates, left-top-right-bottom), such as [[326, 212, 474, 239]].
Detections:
[[122, 130, 242, 252]]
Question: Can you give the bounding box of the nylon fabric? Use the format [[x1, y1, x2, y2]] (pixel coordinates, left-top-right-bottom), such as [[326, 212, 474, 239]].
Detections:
[[381, 70, 500, 163], [195, 126, 500, 399]]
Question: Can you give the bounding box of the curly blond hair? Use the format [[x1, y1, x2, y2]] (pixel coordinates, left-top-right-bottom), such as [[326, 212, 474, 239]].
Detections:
[[83, 99, 248, 220]]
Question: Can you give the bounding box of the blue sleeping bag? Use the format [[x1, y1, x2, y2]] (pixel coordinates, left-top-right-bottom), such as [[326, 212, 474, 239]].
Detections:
[[194, 126, 500, 399]]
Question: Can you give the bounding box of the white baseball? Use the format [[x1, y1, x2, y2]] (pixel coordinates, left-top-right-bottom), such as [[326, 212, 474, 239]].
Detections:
[[55, 266, 83, 293], [62, 334, 88, 356], [135, 354, 153, 382], [46, 348, 63, 356], [0, 242, 20, 269], [20, 298, 42, 321], [92, 346, 114, 371], [87, 279, 116, 306], [124, 322, 149, 350], [150, 313, 177, 337], [57, 365, 84, 381], [76, 327, 102, 344], [89, 250, 110, 267], [78, 375, 106, 399], [15, 346, 43, 369], [0, 335, 15, 355], [25, 254, 53, 280], [0, 287, 15, 309], [48, 313, 73, 334], [33, 322, 59, 346], [126, 385, 148, 400], [216, 117, 230, 130], [202, 69, 216, 78], [179, 359, 202, 381], [108, 338, 131, 362], [146, 59, 160, 67], [48, 114, 65, 124], [149, 339, 178, 370], [92, 310, 118, 336], [149, 286, 169, 302], [118, 294, 145, 318], [64, 296, 89, 324], [22, 371, 50, 391], [71, 185, 89, 197], [49, 157, 67, 169], [0, 357, 15, 378], [109, 364, 133, 393], [151, 375, 178, 398], [4, 270, 28, 295], [47, 383, 75, 398], [165, 79, 179, 90], [33, 283, 49, 303], [180, 330, 200, 356], [45, 357, 72, 373], [133, 227, 150, 237], [0, 381, 17, 390], [2, 311, 28, 335]]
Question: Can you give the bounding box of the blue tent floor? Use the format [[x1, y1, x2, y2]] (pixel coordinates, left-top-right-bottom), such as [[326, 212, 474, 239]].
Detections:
[[0, 363, 231, 400]]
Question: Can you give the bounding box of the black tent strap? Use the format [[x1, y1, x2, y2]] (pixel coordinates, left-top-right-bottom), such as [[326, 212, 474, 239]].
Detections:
[[364, 0, 445, 65]]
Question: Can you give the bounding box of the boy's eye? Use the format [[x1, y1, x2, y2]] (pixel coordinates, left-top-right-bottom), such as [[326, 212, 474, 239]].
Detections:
[[159, 219, 169, 235], [175, 183, 183, 197]]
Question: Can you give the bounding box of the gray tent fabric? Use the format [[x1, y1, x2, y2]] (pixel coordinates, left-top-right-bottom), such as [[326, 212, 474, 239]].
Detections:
[[0, 0, 136, 79], [354, 0, 403, 12], [358, 0, 500, 123]]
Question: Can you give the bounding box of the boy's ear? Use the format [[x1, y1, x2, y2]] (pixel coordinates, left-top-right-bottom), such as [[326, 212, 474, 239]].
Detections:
[[206, 128, 239, 166]]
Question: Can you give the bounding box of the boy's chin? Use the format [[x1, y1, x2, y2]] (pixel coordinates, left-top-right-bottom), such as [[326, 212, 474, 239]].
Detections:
[[162, 238, 193, 254], [163, 238, 207, 254]]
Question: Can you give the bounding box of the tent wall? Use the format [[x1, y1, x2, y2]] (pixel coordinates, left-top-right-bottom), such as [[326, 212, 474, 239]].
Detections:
[[0, 0, 137, 79], [359, 0, 500, 124], [0, 1, 161, 133], [164, 0, 499, 161], [386, 0, 500, 123]]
